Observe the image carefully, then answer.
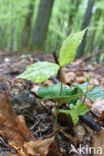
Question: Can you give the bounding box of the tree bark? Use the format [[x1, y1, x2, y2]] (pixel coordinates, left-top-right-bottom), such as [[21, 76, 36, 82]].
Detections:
[[23, 0, 35, 47], [76, 0, 95, 58], [88, 8, 101, 55], [96, 40, 104, 63], [31, 0, 54, 51], [67, 0, 81, 35]]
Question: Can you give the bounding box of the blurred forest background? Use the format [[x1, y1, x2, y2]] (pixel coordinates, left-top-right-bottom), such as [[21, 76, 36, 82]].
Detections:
[[0, 0, 104, 61]]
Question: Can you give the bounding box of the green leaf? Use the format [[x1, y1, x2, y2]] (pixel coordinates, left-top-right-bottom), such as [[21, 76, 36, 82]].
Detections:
[[59, 100, 89, 125], [38, 83, 77, 99], [86, 75, 90, 83], [59, 29, 86, 66], [38, 83, 78, 104], [21, 54, 31, 59], [71, 100, 89, 124], [69, 100, 89, 125], [87, 86, 104, 100], [72, 82, 89, 94], [59, 109, 70, 115], [17, 61, 59, 83], [49, 94, 80, 104]]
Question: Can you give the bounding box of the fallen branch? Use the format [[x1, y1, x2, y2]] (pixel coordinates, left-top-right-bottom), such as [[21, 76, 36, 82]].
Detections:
[[80, 114, 102, 132], [80, 49, 104, 62]]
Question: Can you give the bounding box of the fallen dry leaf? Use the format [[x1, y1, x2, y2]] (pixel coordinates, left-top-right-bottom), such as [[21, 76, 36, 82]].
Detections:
[[76, 71, 84, 77], [74, 125, 86, 143], [93, 130, 104, 156], [97, 111, 104, 123], [22, 136, 58, 156], [77, 76, 86, 84], [31, 84, 40, 95], [0, 92, 33, 148], [0, 92, 58, 156], [63, 72, 75, 84], [44, 80, 54, 86], [85, 99, 92, 108], [90, 79, 99, 86], [91, 99, 104, 116]]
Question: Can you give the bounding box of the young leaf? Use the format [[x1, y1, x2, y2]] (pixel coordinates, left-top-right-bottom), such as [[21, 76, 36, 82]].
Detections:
[[86, 75, 90, 83], [59, 29, 86, 66], [17, 62, 59, 83], [59, 100, 89, 125], [69, 100, 89, 125], [72, 82, 89, 94], [59, 109, 70, 115], [87, 86, 104, 100]]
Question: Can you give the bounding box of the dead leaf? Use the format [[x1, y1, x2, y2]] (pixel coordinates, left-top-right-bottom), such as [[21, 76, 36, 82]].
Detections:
[[63, 72, 75, 84], [23, 136, 58, 156], [60, 147, 66, 154], [76, 71, 84, 77], [93, 130, 104, 156], [85, 99, 92, 108], [97, 111, 104, 123], [90, 79, 99, 86], [0, 92, 33, 148], [91, 99, 104, 116], [77, 76, 86, 84], [31, 85, 40, 95], [44, 80, 54, 86], [74, 125, 86, 143], [0, 92, 58, 156]]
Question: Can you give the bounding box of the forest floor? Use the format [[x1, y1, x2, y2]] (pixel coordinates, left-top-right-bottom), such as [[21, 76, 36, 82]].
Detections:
[[0, 51, 104, 156]]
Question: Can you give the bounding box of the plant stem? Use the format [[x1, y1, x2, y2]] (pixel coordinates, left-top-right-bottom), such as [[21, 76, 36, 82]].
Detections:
[[83, 95, 86, 104], [60, 66, 63, 96], [83, 83, 88, 104]]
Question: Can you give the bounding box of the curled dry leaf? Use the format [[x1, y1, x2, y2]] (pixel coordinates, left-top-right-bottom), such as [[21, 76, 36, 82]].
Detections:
[[22, 136, 58, 156], [0, 92, 33, 148], [31, 85, 40, 95]]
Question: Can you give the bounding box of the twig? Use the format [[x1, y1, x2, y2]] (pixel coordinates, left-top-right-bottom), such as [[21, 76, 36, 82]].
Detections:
[[80, 49, 104, 62], [52, 51, 60, 80], [80, 114, 102, 132], [52, 51, 59, 65], [60, 66, 63, 96], [50, 76, 59, 84], [30, 119, 41, 130]]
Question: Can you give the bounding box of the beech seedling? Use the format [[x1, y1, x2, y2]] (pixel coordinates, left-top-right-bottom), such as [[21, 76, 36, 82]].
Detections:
[[17, 29, 104, 125]]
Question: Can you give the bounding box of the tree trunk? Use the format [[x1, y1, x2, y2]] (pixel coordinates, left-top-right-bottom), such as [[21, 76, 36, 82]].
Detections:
[[67, 0, 80, 35], [96, 40, 104, 63], [31, 0, 54, 51], [8, 28, 15, 55], [88, 8, 101, 55], [76, 0, 95, 58], [23, 0, 35, 47]]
